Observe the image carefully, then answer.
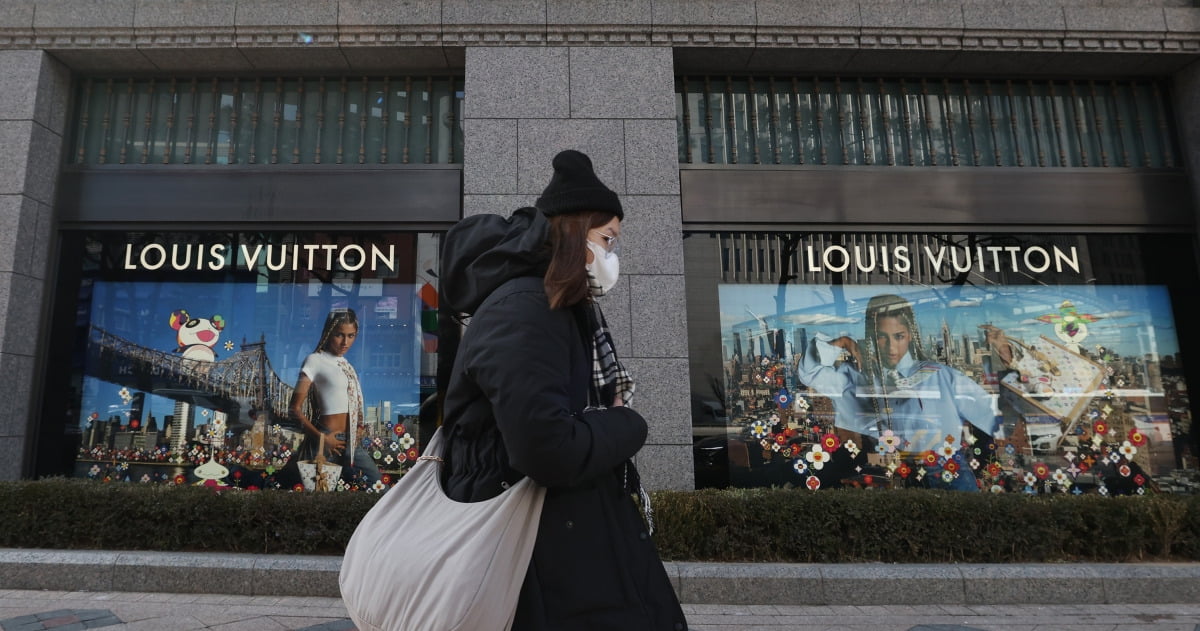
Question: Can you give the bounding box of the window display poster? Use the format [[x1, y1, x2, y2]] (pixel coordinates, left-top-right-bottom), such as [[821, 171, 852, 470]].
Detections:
[[717, 283, 1195, 494], [62, 232, 440, 492]]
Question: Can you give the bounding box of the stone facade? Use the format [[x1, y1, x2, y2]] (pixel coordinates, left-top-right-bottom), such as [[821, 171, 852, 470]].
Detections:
[[0, 0, 1198, 489]]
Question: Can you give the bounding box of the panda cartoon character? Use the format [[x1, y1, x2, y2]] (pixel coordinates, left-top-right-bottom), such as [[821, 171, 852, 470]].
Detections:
[[170, 309, 226, 362]]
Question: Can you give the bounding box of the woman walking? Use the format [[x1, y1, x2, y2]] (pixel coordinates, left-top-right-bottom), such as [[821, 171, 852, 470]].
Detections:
[[438, 150, 688, 630]]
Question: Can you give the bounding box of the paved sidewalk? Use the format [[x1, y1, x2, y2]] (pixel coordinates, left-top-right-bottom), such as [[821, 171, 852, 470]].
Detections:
[[3, 549, 1200, 630], [4, 549, 1200, 607], [2, 590, 1200, 630]]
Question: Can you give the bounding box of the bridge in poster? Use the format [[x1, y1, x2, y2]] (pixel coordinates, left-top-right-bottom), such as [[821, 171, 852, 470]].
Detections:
[[84, 325, 295, 426]]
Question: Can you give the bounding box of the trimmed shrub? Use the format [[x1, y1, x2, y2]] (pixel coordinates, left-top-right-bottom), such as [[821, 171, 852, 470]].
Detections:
[[2, 479, 1198, 561]]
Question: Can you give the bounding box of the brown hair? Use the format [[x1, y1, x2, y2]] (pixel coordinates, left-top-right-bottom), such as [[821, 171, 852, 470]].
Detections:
[[543, 211, 616, 310], [315, 307, 359, 352]]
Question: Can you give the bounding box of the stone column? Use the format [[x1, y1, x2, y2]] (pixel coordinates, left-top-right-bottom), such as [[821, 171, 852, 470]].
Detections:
[[0, 51, 69, 479], [1175, 59, 1200, 226], [462, 45, 693, 490]]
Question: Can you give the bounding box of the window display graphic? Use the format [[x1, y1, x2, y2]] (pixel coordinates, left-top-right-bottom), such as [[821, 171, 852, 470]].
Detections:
[[717, 283, 1193, 494], [66, 232, 439, 492]]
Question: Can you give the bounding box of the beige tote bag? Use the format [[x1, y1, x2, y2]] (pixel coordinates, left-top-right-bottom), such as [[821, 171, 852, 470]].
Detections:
[[340, 427, 546, 631]]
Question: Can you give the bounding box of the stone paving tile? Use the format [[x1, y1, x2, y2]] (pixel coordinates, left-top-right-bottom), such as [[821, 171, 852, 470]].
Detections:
[[682, 603, 746, 614], [128, 594, 175, 604], [189, 594, 233, 605], [113, 615, 207, 630], [293, 621, 357, 631], [206, 617, 289, 630], [0, 609, 122, 631], [686, 613, 784, 625], [859, 604, 930, 616], [965, 605, 1014, 616]]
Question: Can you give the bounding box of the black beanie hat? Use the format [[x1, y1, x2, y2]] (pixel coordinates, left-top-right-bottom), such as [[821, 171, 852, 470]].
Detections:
[[535, 150, 623, 220]]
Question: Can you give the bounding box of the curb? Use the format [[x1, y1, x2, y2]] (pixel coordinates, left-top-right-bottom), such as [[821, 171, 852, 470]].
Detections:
[[2, 549, 1198, 605]]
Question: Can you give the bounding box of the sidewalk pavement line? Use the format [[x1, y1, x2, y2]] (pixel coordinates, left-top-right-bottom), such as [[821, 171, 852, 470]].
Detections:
[[1, 549, 1197, 606]]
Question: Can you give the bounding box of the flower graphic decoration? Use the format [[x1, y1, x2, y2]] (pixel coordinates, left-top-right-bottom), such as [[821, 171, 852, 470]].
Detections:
[[804, 445, 829, 470], [750, 420, 770, 439], [1127, 428, 1147, 447], [879, 430, 902, 453]]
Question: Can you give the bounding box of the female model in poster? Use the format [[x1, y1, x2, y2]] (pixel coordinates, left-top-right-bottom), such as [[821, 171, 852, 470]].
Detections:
[[287, 307, 380, 486], [795, 293, 1001, 490]]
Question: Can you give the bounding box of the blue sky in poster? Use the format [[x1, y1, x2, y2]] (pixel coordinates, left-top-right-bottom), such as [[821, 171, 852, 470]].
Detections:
[[718, 284, 1180, 360], [79, 279, 425, 430]]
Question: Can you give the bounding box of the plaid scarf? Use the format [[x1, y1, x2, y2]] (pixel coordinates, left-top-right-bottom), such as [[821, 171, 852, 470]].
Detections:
[[586, 300, 636, 408], [585, 276, 652, 533]]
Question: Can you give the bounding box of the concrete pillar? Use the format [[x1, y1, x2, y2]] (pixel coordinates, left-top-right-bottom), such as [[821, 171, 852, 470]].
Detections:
[[462, 45, 693, 490], [1174, 59, 1200, 230], [0, 51, 69, 479]]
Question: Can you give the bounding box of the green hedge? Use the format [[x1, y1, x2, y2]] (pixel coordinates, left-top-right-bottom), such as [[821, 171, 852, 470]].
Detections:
[[0, 478, 374, 555], [650, 488, 1200, 562], [3, 479, 1199, 561]]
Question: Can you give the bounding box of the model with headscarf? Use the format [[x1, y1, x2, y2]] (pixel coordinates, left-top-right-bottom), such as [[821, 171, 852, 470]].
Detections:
[[796, 293, 1000, 491]]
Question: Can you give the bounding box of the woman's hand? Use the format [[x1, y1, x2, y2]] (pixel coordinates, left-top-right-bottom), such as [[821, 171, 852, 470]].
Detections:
[[323, 433, 347, 457], [612, 395, 624, 407], [829, 336, 862, 367]]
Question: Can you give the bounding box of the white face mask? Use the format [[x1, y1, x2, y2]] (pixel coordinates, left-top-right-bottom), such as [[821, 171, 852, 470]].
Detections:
[[585, 240, 620, 294]]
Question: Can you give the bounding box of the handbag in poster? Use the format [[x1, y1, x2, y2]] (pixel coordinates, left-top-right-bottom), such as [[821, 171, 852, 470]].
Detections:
[[339, 427, 546, 631]]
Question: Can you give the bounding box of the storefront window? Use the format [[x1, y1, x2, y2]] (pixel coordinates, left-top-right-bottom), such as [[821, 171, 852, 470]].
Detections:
[[685, 232, 1200, 494], [42, 231, 440, 491]]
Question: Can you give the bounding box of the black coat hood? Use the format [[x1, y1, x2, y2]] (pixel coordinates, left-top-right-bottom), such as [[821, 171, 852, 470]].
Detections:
[[440, 207, 550, 315]]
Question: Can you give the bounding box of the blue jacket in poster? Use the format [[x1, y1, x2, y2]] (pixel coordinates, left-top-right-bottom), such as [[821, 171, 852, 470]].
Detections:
[[796, 335, 1000, 454]]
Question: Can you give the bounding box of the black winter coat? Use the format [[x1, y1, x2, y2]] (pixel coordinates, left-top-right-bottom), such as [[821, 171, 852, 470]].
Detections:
[[439, 209, 688, 631]]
